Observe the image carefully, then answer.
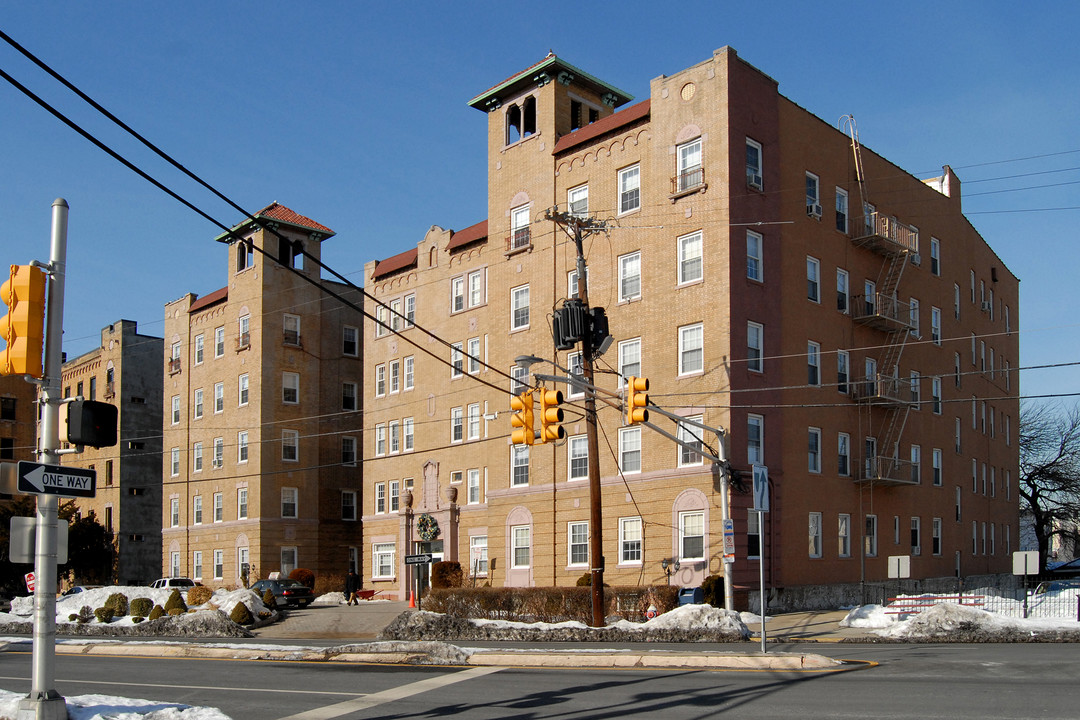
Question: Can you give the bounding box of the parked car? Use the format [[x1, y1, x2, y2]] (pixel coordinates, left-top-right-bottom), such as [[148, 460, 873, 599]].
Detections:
[[250, 578, 314, 608], [149, 577, 197, 590], [1034, 578, 1080, 595], [61, 585, 103, 597]]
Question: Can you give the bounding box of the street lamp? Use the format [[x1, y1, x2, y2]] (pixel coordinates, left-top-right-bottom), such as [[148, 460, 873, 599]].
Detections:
[[661, 558, 681, 585]]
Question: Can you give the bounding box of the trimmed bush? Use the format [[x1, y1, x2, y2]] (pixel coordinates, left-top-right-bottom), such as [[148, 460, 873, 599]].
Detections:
[[576, 573, 591, 587], [701, 574, 723, 607], [77, 606, 94, 624], [164, 589, 187, 614], [289, 568, 315, 589], [262, 588, 277, 610], [94, 606, 115, 623], [432, 561, 463, 589], [187, 585, 213, 606], [229, 602, 253, 625], [258, 610, 271, 619], [423, 585, 679, 624], [130, 597, 153, 617], [104, 592, 129, 617], [132, 616, 144, 624], [167, 607, 184, 616], [314, 572, 345, 597], [148, 604, 165, 621]]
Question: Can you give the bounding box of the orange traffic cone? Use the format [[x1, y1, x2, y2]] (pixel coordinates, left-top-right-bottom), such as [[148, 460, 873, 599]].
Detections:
[[408, 591, 415, 608]]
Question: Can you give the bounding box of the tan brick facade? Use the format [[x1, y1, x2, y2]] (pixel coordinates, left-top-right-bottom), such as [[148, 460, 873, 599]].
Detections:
[[364, 48, 1019, 602]]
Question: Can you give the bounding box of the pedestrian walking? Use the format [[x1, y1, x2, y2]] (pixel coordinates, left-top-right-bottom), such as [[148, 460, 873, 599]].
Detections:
[[345, 569, 361, 606]]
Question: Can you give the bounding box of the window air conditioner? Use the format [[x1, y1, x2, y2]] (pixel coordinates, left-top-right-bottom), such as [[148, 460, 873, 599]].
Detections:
[[981, 301, 992, 312], [807, 203, 823, 219], [910, 253, 921, 266], [748, 173, 763, 191]]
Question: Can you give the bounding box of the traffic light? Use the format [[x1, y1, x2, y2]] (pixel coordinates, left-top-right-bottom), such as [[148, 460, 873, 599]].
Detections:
[[0, 265, 47, 378], [510, 389, 535, 445], [62, 399, 118, 448], [539, 389, 565, 443], [626, 376, 649, 425]]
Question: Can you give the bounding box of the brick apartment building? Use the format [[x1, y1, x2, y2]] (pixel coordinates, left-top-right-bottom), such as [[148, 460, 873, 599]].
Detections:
[[363, 47, 1019, 604], [162, 203, 364, 586], [0, 375, 37, 466], [60, 319, 163, 584]]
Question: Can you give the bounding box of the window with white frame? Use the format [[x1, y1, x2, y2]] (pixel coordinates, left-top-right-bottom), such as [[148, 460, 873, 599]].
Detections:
[[747, 510, 761, 559], [954, 284, 961, 320], [467, 403, 481, 440], [375, 305, 388, 337], [680, 511, 705, 560], [171, 395, 180, 425], [194, 334, 204, 365], [405, 293, 416, 326], [619, 251, 641, 301], [930, 237, 941, 276], [618, 338, 641, 381], [678, 231, 703, 284], [911, 516, 922, 554], [375, 364, 386, 396], [836, 269, 849, 313], [170, 448, 180, 477], [403, 418, 414, 451], [747, 230, 763, 281], [865, 515, 878, 557], [910, 371, 921, 407], [375, 483, 386, 514], [468, 269, 485, 308], [342, 382, 357, 411], [213, 492, 223, 522], [193, 442, 203, 472], [281, 487, 298, 518], [170, 551, 181, 578], [510, 364, 527, 395], [746, 138, 762, 189], [567, 267, 589, 299], [676, 138, 703, 192], [511, 525, 531, 568], [450, 277, 465, 313], [932, 448, 943, 486], [932, 517, 942, 555], [193, 551, 203, 580], [467, 468, 481, 504], [807, 341, 820, 385], [390, 299, 402, 332], [809, 512, 822, 557], [238, 374, 249, 406], [282, 430, 298, 462], [282, 372, 299, 404], [808, 428, 822, 473], [838, 514, 851, 557], [909, 298, 920, 337], [451, 407, 463, 443], [389, 480, 400, 512], [342, 436, 357, 466], [569, 435, 588, 480], [389, 420, 400, 453], [343, 325, 358, 356], [213, 549, 224, 579], [619, 164, 640, 214], [450, 342, 463, 378], [170, 498, 180, 527], [748, 414, 763, 465], [806, 173, 821, 216], [932, 377, 942, 414], [837, 350, 850, 394], [619, 426, 642, 473], [568, 184, 588, 217], [237, 488, 248, 520], [911, 445, 921, 484], [931, 307, 942, 345], [237, 431, 248, 463], [510, 204, 531, 250], [511, 285, 530, 330], [389, 360, 400, 393], [807, 257, 820, 302], [213, 437, 224, 468], [374, 424, 386, 456], [678, 322, 704, 375], [747, 322, 763, 372], [283, 314, 300, 346], [215, 326, 225, 358], [373, 543, 395, 579], [404, 356, 414, 390], [468, 337, 481, 374], [619, 517, 643, 563], [678, 415, 704, 466], [213, 382, 224, 413], [470, 535, 488, 575], [835, 187, 849, 233], [838, 432, 850, 476], [568, 522, 589, 566], [193, 389, 204, 419]]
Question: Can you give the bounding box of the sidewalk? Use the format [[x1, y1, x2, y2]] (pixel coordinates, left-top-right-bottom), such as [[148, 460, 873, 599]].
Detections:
[[747, 609, 868, 642]]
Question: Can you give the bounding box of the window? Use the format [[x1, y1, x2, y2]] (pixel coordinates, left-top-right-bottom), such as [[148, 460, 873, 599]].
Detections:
[[808, 428, 822, 473], [512, 445, 529, 486], [747, 322, 763, 372], [282, 430, 298, 462], [865, 515, 878, 557], [237, 431, 248, 463], [678, 231, 703, 284], [511, 285, 530, 330], [910, 371, 921, 407], [835, 188, 848, 233], [193, 442, 203, 472], [680, 511, 705, 560], [281, 314, 299, 346], [170, 448, 180, 477], [373, 543, 395, 579], [618, 338, 641, 381], [678, 323, 704, 375], [215, 327, 225, 358], [806, 257, 820, 302], [909, 298, 920, 337], [282, 372, 299, 404], [170, 551, 181, 578], [403, 418, 414, 451], [511, 525, 531, 568], [451, 407, 463, 443], [374, 424, 386, 456], [238, 374, 249, 406], [281, 487, 298, 518], [389, 420, 400, 453], [619, 517, 643, 564], [619, 164, 641, 214], [836, 269, 849, 313], [342, 382, 357, 411], [510, 204, 530, 250], [404, 356, 414, 390], [807, 341, 820, 385], [932, 448, 943, 486], [748, 414, 763, 465], [375, 305, 388, 337], [375, 483, 386, 514], [213, 436, 224, 469], [375, 365, 386, 396], [468, 337, 481, 374], [746, 138, 763, 189], [214, 382, 224, 414], [213, 550, 224, 579], [839, 514, 851, 557], [193, 551, 203, 580], [837, 351, 850, 394], [568, 184, 588, 217], [237, 314, 250, 350], [171, 395, 180, 425], [676, 138, 703, 192], [194, 334, 204, 365], [237, 488, 248, 519], [931, 307, 942, 345], [955, 417, 962, 453], [805, 172, 821, 216], [389, 480, 400, 512], [468, 270, 485, 308], [341, 436, 357, 466], [809, 512, 822, 558], [569, 435, 588, 480], [954, 284, 961, 320], [390, 299, 402, 332], [193, 495, 203, 525], [170, 498, 180, 527], [931, 518, 942, 556], [747, 230, 763, 281], [619, 427, 642, 473], [450, 343, 463, 378], [450, 277, 465, 313], [619, 251, 642, 301], [470, 535, 488, 575], [932, 377, 942, 414], [511, 364, 527, 395], [390, 360, 400, 393], [213, 492, 223, 523], [467, 403, 481, 440], [930, 237, 941, 276], [677, 415, 704, 467], [909, 517, 922, 554], [954, 353, 962, 388], [467, 468, 481, 504], [747, 510, 761, 559], [343, 326, 359, 356], [910, 445, 921, 484], [568, 522, 589, 566], [863, 280, 876, 316], [838, 433, 850, 476], [568, 267, 590, 299]]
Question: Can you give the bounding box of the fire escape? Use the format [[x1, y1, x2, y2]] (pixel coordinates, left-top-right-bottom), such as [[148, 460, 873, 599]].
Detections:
[[844, 117, 920, 486]]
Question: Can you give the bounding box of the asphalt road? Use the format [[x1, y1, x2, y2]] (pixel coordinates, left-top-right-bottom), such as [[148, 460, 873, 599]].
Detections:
[[0, 642, 1077, 719]]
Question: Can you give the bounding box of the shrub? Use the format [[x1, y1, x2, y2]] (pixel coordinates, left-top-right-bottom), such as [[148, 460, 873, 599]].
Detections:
[[424, 585, 681, 624], [104, 592, 129, 617], [289, 568, 315, 589], [132, 616, 144, 624], [130, 597, 153, 617], [258, 610, 271, 619], [68, 614, 78, 622], [701, 574, 723, 607], [77, 606, 94, 624], [431, 561, 463, 589], [187, 586, 213, 606], [164, 589, 187, 614], [167, 607, 184, 616], [262, 588, 277, 610], [314, 572, 345, 597], [148, 605, 164, 621], [229, 602, 253, 625], [94, 607, 115, 623], [576, 573, 591, 587]]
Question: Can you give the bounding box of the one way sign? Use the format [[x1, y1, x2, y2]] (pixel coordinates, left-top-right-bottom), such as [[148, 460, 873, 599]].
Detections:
[[17, 461, 96, 498]]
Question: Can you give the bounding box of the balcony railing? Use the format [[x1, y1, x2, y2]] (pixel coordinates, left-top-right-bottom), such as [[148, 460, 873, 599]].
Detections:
[[236, 332, 251, 351], [671, 166, 705, 195], [283, 329, 300, 346], [853, 293, 914, 333], [857, 455, 919, 486], [852, 373, 915, 406], [507, 226, 531, 253], [852, 212, 919, 256], [167, 358, 181, 375]]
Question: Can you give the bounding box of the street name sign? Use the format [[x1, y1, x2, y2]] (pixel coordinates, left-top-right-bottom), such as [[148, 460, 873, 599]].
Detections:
[[17, 461, 96, 498], [404, 553, 433, 565]]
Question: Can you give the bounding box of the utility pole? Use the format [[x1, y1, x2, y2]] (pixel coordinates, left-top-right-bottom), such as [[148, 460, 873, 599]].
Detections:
[[546, 209, 608, 627]]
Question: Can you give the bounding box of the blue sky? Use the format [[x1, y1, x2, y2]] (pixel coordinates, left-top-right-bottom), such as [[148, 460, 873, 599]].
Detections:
[[1, 2, 1077, 400]]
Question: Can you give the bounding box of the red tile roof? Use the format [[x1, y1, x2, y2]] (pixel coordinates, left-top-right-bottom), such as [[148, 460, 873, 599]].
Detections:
[[187, 286, 228, 314], [371, 248, 418, 280], [552, 99, 651, 155], [214, 202, 334, 242], [446, 220, 488, 251], [469, 53, 557, 107]]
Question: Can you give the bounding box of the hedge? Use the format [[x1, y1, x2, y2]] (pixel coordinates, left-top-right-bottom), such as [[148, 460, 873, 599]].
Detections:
[[422, 585, 680, 624]]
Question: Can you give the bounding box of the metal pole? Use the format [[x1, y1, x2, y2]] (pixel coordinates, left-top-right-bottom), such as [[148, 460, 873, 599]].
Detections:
[[715, 436, 734, 612], [759, 509, 767, 654], [18, 199, 69, 720]]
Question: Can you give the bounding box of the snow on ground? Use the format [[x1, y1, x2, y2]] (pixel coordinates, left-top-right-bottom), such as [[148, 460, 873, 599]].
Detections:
[[0, 689, 229, 720], [841, 600, 1080, 637]]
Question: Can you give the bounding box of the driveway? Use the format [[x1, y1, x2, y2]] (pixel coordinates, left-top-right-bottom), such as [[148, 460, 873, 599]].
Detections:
[[250, 600, 408, 640]]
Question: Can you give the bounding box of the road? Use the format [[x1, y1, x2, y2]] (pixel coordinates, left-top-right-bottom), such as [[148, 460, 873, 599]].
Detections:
[[0, 642, 1077, 719]]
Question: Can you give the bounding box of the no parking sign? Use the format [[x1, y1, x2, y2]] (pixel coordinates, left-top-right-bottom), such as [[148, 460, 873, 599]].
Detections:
[[24, 572, 35, 592]]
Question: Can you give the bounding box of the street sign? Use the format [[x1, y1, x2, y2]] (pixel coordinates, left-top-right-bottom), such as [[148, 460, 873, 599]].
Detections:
[[16, 461, 95, 498], [888, 555, 911, 579], [722, 518, 735, 563], [1013, 550, 1040, 575], [404, 553, 433, 565], [752, 465, 769, 512], [10, 517, 69, 564], [24, 572, 35, 593]]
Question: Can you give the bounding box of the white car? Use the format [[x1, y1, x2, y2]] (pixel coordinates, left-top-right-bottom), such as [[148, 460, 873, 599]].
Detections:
[[149, 577, 197, 589]]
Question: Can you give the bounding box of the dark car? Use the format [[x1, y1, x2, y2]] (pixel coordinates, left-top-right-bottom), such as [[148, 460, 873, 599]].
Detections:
[[250, 578, 314, 607]]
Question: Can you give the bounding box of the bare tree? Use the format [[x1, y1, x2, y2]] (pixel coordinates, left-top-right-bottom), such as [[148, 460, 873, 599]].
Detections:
[[1019, 402, 1080, 566]]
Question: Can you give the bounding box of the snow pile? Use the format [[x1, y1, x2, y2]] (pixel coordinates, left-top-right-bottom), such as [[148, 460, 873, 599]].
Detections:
[[840, 604, 895, 629], [0, 689, 229, 720], [836, 602, 1080, 642], [312, 592, 347, 606], [625, 604, 746, 633]]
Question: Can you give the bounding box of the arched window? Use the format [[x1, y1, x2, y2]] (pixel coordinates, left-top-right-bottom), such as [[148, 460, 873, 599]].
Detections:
[[506, 104, 522, 144], [522, 96, 536, 137]]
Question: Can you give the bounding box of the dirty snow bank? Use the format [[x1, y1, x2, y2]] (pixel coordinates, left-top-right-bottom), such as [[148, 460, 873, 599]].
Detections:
[[0, 689, 230, 720], [841, 602, 1080, 642]]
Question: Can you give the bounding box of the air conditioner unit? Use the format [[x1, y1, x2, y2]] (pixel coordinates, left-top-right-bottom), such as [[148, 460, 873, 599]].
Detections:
[[747, 173, 763, 191], [910, 253, 921, 266], [912, 546, 921, 556], [981, 301, 992, 312]]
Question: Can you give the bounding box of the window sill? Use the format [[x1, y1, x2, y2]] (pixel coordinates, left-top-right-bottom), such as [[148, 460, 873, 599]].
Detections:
[[505, 243, 533, 258], [669, 183, 707, 202]]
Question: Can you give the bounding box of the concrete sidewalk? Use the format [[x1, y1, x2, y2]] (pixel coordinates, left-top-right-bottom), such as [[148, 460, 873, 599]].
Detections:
[[747, 609, 868, 642]]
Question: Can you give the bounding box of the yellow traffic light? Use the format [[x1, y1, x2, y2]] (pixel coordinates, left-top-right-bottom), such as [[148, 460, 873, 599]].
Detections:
[[0, 265, 47, 378], [510, 389, 535, 445], [539, 389, 565, 443], [626, 376, 649, 425]]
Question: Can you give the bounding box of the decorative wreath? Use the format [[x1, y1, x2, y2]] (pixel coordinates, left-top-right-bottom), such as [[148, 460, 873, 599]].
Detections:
[[417, 513, 440, 541]]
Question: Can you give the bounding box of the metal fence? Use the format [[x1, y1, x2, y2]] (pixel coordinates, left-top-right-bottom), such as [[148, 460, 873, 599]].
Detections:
[[867, 575, 1080, 621]]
